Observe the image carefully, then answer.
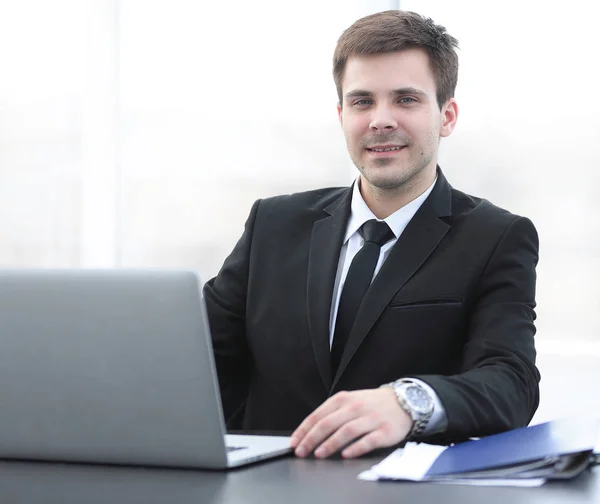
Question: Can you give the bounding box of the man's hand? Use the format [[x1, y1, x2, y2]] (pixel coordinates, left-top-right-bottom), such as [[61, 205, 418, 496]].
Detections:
[[289, 388, 413, 459]]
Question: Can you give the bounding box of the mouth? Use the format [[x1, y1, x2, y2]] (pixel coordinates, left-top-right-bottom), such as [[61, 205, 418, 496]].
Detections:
[[365, 145, 406, 155]]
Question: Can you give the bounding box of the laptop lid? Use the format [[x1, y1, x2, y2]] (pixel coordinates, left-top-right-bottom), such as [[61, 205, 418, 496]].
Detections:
[[0, 269, 232, 468]]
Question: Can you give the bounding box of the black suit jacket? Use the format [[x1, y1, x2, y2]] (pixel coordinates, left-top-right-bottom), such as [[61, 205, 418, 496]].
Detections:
[[204, 169, 540, 442]]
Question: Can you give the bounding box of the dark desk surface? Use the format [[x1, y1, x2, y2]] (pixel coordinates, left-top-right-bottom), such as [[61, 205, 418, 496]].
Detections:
[[1, 452, 598, 504]]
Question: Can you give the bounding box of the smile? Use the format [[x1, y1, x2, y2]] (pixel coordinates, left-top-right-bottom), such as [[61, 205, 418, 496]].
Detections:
[[366, 145, 405, 153]]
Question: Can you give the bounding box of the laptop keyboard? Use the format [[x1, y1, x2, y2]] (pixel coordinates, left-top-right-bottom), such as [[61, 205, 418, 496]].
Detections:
[[226, 445, 246, 453]]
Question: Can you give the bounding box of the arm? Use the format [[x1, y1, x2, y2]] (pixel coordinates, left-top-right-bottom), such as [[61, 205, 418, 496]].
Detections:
[[203, 200, 261, 428], [414, 215, 540, 441], [291, 215, 540, 457]]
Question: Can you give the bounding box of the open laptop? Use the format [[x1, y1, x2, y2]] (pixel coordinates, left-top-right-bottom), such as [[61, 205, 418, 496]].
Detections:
[[0, 269, 292, 468]]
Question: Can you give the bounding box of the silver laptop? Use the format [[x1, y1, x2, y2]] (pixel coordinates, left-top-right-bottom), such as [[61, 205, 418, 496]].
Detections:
[[0, 269, 292, 468]]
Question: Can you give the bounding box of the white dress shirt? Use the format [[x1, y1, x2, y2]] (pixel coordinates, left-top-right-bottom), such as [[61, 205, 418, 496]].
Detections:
[[329, 176, 446, 435]]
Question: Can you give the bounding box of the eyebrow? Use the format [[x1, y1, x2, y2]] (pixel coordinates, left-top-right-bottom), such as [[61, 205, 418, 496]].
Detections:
[[344, 87, 429, 101]]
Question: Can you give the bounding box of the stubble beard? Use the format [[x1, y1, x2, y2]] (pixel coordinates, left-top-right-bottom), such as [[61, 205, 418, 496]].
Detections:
[[353, 130, 439, 194], [355, 149, 434, 193]]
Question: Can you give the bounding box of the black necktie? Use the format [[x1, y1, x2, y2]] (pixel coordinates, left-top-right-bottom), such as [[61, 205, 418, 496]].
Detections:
[[330, 219, 394, 376]]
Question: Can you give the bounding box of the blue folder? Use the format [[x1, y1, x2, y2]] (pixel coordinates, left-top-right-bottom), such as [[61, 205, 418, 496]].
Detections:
[[426, 417, 599, 478]]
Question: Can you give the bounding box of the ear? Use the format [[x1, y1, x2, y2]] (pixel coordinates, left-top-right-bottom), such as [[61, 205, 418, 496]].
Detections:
[[440, 98, 458, 138], [337, 102, 343, 127]]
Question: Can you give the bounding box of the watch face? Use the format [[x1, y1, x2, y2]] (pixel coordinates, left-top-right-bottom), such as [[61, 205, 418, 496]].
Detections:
[[404, 384, 433, 414]]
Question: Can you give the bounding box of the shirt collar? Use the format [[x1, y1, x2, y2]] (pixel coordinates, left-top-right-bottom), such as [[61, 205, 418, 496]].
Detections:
[[344, 175, 438, 243]]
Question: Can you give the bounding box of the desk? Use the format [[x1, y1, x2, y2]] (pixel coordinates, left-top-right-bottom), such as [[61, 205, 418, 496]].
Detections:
[[0, 453, 598, 504]]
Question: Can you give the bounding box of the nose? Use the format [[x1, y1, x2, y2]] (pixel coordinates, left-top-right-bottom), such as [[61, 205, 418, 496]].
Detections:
[[369, 104, 398, 131]]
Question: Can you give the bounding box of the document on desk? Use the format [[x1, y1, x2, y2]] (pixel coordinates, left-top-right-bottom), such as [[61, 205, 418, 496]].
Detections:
[[358, 443, 546, 487], [358, 417, 600, 487]]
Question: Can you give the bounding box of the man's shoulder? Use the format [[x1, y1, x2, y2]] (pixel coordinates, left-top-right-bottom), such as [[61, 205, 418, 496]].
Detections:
[[452, 186, 528, 223], [257, 186, 350, 215], [450, 186, 536, 237]]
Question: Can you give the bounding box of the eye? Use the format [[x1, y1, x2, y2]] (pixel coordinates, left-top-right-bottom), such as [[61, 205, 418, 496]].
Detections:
[[353, 99, 373, 106], [398, 97, 417, 104]]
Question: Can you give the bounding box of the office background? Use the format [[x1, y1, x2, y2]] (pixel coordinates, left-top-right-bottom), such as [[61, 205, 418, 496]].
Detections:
[[0, 0, 599, 423]]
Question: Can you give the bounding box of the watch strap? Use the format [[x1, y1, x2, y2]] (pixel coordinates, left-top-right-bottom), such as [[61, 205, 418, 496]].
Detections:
[[383, 379, 434, 440]]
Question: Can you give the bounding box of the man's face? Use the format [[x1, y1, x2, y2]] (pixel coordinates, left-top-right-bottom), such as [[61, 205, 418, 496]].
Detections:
[[338, 49, 457, 192]]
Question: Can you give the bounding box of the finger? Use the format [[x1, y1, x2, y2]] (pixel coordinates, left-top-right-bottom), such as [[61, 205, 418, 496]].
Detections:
[[297, 405, 361, 457], [313, 415, 377, 459], [290, 391, 350, 448], [341, 429, 389, 459], [294, 396, 362, 457]]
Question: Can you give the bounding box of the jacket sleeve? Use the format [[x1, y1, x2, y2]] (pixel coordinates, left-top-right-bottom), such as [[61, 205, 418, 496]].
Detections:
[[203, 199, 261, 428], [413, 215, 541, 442]]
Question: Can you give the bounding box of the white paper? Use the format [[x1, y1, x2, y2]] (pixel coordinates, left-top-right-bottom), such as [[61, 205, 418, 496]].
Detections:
[[358, 471, 546, 487], [369, 443, 447, 481], [433, 478, 546, 487], [358, 469, 380, 481], [359, 442, 547, 487]]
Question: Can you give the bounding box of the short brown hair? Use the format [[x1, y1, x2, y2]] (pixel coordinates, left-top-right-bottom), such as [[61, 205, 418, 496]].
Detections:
[[333, 10, 459, 109]]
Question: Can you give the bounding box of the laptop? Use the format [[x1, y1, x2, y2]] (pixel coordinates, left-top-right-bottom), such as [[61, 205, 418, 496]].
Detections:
[[0, 269, 292, 468]]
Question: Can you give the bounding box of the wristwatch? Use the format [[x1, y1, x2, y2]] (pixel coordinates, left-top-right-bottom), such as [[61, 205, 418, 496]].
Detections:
[[383, 379, 434, 439]]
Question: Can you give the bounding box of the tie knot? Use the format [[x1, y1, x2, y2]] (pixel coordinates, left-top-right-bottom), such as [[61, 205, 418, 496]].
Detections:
[[360, 220, 394, 246]]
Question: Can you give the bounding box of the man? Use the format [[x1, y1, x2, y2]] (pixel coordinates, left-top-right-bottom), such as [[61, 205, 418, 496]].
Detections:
[[204, 10, 540, 460]]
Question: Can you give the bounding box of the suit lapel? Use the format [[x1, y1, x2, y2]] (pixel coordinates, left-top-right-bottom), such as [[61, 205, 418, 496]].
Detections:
[[307, 188, 352, 391], [332, 172, 453, 387]]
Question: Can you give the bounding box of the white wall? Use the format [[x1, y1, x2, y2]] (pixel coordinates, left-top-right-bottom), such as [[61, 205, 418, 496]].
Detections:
[[0, 1, 84, 266]]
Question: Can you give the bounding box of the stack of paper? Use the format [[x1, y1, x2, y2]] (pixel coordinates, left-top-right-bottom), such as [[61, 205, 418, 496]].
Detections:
[[359, 443, 547, 486], [359, 417, 600, 487]]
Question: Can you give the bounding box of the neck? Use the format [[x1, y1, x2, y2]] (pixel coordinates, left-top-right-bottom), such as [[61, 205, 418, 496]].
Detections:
[[359, 166, 436, 219]]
